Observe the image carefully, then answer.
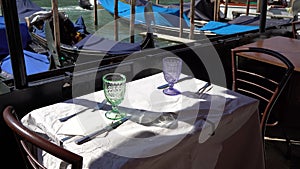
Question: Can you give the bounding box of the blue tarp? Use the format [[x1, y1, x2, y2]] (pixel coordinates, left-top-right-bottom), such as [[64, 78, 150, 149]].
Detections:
[[98, 0, 261, 35], [199, 21, 259, 35], [0, 16, 31, 56], [98, 0, 190, 27], [1, 50, 50, 75], [75, 34, 141, 55], [17, 0, 45, 22]]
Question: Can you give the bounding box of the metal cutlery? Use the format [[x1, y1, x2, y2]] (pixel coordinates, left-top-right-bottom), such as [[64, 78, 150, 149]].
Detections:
[[157, 83, 169, 89], [195, 82, 211, 95], [58, 99, 107, 122], [75, 116, 129, 145]]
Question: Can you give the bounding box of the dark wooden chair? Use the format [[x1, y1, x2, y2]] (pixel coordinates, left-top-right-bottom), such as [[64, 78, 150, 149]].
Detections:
[[231, 47, 294, 138], [2, 105, 83, 169], [291, 20, 300, 39]]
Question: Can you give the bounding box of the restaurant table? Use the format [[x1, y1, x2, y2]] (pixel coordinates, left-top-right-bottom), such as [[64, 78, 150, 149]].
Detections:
[[232, 36, 300, 128], [22, 72, 264, 169], [234, 36, 300, 71]]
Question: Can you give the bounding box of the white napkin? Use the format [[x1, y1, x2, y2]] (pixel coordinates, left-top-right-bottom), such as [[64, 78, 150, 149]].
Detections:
[[57, 109, 108, 136]]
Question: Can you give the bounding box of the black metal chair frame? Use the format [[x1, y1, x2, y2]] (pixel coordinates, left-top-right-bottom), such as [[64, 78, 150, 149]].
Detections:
[[231, 47, 294, 138]]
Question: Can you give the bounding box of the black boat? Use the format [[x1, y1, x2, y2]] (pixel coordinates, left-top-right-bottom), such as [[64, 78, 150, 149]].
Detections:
[[3, 0, 154, 71], [28, 10, 155, 67]]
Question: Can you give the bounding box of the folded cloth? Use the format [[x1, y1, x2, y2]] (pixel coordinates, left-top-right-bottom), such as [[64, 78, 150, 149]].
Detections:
[[57, 108, 104, 136]]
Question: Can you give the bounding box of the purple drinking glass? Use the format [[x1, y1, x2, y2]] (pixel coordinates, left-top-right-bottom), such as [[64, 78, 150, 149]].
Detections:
[[162, 57, 182, 96]]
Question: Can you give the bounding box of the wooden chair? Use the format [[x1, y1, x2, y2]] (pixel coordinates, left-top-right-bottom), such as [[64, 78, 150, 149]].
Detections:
[[231, 47, 294, 138], [291, 20, 300, 39], [2, 106, 83, 169]]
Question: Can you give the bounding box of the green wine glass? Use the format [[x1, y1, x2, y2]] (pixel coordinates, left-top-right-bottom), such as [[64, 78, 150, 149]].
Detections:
[[103, 73, 126, 120]]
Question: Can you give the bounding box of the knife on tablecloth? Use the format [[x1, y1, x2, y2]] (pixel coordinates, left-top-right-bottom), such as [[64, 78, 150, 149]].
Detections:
[[59, 99, 107, 122], [75, 116, 129, 145]]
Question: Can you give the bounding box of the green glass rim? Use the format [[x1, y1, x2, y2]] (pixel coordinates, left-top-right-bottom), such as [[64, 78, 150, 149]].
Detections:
[[102, 73, 126, 83]]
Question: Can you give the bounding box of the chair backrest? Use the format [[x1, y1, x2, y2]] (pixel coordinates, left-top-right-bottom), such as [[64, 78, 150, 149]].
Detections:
[[292, 20, 300, 39], [2, 106, 83, 169], [231, 47, 294, 137]]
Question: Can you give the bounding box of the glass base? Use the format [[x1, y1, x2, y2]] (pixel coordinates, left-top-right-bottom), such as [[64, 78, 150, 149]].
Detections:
[[105, 111, 126, 120], [163, 88, 181, 96]]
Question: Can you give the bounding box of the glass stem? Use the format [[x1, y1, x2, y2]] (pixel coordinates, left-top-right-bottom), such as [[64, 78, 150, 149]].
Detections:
[[169, 83, 174, 90], [112, 105, 119, 113]]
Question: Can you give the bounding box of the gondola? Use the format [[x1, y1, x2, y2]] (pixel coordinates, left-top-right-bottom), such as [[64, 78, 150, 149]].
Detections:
[[8, 0, 155, 71], [1, 0, 155, 79], [27, 10, 155, 68], [98, 0, 220, 38], [97, 0, 292, 39]]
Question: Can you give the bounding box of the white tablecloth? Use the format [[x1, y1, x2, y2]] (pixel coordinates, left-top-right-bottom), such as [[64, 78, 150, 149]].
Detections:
[[22, 73, 265, 169]]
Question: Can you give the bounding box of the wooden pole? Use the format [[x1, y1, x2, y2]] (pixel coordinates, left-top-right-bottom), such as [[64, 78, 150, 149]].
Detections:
[[51, 0, 61, 61], [246, 0, 250, 15], [217, 0, 220, 21], [114, 0, 119, 41], [257, 0, 261, 13], [189, 0, 195, 39], [214, 0, 216, 21], [156, 0, 159, 4], [130, 0, 136, 43], [94, 0, 98, 25], [179, 0, 183, 38], [224, 0, 228, 19], [214, 0, 220, 21]]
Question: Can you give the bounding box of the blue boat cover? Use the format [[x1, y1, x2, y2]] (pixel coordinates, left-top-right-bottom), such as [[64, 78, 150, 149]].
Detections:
[[98, 0, 261, 35], [17, 0, 45, 22], [0, 16, 31, 56], [1, 50, 50, 75], [98, 0, 191, 27], [199, 21, 259, 35], [75, 34, 141, 55]]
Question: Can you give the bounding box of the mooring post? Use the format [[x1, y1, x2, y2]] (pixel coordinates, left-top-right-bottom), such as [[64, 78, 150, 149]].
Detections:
[[114, 0, 119, 41], [189, 0, 195, 39], [130, 0, 136, 43], [94, 0, 98, 25], [51, 0, 61, 66], [179, 0, 184, 38]]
